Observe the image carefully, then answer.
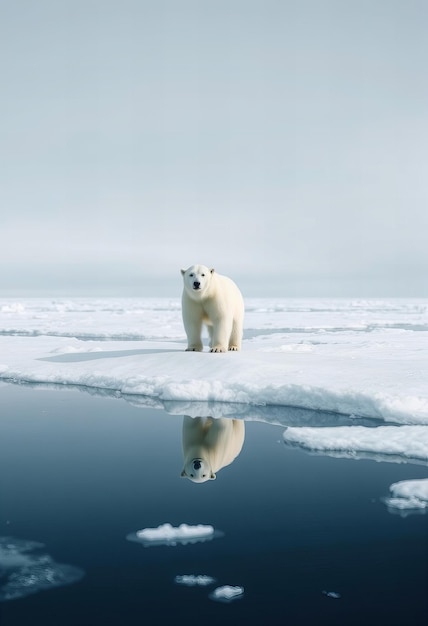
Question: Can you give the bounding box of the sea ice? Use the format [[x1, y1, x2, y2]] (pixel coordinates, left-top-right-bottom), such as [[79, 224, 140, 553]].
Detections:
[[0, 297, 427, 427], [1, 297, 428, 466], [282, 425, 428, 463], [174, 575, 216, 586], [209, 585, 244, 603], [322, 590, 341, 599], [127, 523, 219, 547], [384, 478, 428, 512], [137, 523, 214, 540]]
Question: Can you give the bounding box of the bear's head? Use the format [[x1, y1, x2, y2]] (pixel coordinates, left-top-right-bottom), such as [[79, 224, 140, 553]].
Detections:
[[181, 458, 216, 483], [181, 265, 214, 298]]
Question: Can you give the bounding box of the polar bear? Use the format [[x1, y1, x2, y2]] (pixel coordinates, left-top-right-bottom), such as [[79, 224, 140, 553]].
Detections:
[[181, 264, 244, 352], [181, 416, 245, 483]]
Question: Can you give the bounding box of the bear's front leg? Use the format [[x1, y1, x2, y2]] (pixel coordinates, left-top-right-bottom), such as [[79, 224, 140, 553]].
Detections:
[[184, 324, 203, 351], [182, 302, 204, 351], [184, 325, 203, 351], [186, 343, 203, 352], [210, 322, 231, 353]]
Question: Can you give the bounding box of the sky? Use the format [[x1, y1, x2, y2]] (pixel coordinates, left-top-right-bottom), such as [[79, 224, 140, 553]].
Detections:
[[0, 0, 427, 298]]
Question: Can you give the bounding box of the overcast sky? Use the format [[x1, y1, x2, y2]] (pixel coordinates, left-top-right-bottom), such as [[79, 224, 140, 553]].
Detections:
[[0, 0, 427, 297]]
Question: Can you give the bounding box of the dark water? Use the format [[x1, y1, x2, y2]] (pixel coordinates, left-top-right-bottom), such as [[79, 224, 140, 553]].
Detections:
[[0, 383, 427, 626]]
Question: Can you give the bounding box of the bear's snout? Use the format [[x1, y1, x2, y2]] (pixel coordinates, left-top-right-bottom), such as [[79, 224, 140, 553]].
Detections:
[[193, 460, 202, 469], [193, 281, 201, 290]]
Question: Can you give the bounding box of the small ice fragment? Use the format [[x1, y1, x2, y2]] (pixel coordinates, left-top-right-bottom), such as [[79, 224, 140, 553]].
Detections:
[[209, 585, 244, 603], [322, 590, 341, 599], [127, 523, 222, 547], [174, 575, 216, 587], [136, 523, 214, 542]]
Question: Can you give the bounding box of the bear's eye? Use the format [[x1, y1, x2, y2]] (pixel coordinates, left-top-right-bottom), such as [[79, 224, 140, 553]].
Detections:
[[201, 274, 205, 277], [189, 273, 194, 277]]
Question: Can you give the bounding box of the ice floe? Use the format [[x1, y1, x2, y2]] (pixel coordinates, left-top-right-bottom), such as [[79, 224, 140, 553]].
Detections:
[[282, 425, 428, 464], [384, 478, 428, 513], [209, 585, 244, 603], [0, 297, 427, 426], [126, 523, 222, 547], [174, 575, 216, 586]]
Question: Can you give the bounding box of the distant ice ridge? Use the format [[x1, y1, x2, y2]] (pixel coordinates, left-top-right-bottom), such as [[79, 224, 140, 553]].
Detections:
[[127, 523, 220, 547], [0, 537, 84, 602], [384, 479, 428, 511]]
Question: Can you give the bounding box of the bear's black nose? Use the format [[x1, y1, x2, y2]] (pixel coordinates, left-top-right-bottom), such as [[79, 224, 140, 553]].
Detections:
[[193, 460, 202, 469], [193, 281, 200, 289]]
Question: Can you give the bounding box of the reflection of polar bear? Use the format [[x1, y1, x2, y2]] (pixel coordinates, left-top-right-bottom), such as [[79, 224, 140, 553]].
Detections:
[[181, 265, 244, 352], [181, 416, 245, 483]]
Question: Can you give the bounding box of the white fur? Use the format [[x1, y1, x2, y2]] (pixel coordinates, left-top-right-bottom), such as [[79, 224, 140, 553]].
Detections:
[[181, 416, 245, 483], [181, 264, 244, 352]]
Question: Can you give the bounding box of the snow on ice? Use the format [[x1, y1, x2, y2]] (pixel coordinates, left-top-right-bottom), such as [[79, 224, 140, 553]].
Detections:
[[282, 425, 428, 463]]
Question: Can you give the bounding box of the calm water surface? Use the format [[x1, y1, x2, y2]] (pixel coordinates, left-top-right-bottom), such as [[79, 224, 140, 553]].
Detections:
[[0, 383, 427, 625]]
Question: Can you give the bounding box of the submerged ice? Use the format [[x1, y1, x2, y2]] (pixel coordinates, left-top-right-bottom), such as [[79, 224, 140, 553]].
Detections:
[[0, 537, 84, 602]]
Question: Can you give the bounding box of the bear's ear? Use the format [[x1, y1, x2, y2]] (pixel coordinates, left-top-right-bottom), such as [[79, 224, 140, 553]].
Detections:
[[180, 469, 187, 477], [181, 269, 186, 276], [210, 268, 215, 274], [210, 472, 216, 480]]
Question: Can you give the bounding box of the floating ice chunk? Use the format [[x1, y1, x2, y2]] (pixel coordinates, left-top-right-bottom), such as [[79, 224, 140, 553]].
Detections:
[[322, 590, 341, 599], [390, 478, 428, 503], [137, 523, 214, 541], [384, 478, 428, 513], [283, 425, 428, 463], [127, 523, 221, 547], [174, 574, 216, 586], [209, 585, 244, 603]]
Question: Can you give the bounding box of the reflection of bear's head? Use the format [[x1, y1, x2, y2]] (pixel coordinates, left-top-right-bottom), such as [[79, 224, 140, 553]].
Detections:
[[181, 458, 216, 483], [181, 416, 245, 484], [181, 265, 214, 298]]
